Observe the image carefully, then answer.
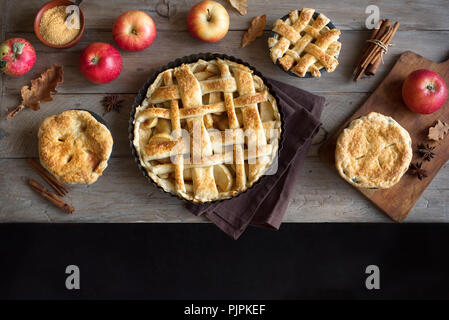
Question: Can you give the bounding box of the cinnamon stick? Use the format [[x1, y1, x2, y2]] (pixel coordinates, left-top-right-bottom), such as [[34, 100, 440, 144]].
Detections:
[[366, 21, 399, 75], [364, 19, 392, 75], [27, 158, 70, 196], [361, 22, 398, 70], [356, 28, 391, 80], [360, 29, 392, 69], [28, 179, 74, 214], [353, 19, 383, 78], [353, 19, 399, 81]]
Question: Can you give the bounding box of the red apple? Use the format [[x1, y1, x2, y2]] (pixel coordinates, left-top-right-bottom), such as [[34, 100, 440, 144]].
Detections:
[[113, 10, 156, 52], [0, 38, 36, 76], [79, 42, 122, 84], [402, 69, 448, 114], [187, 0, 229, 43]]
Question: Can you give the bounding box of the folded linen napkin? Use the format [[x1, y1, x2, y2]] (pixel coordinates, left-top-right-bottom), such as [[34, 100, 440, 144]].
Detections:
[[186, 79, 325, 239]]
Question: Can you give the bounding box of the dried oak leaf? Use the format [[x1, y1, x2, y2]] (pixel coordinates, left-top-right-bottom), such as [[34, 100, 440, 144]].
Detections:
[[428, 120, 449, 141], [228, 0, 247, 15], [7, 65, 64, 119], [241, 15, 266, 48]]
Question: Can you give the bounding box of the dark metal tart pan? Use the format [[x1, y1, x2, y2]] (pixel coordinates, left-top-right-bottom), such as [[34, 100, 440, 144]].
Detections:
[[128, 53, 285, 204]]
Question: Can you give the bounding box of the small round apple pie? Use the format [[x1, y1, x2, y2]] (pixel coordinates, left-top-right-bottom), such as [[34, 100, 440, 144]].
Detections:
[[38, 110, 113, 184], [335, 112, 412, 189]]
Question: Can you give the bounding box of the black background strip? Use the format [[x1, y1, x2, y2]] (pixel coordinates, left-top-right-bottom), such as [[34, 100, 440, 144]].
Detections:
[[0, 223, 448, 300]]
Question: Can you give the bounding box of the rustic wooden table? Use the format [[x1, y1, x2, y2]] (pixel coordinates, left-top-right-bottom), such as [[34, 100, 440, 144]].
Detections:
[[0, 0, 448, 223]]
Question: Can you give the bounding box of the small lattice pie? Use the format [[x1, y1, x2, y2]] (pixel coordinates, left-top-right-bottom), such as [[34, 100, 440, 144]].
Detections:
[[268, 8, 341, 78], [335, 112, 412, 189], [133, 58, 282, 203], [38, 110, 113, 184]]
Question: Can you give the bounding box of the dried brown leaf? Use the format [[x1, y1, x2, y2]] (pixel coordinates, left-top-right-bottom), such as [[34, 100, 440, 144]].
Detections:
[[241, 15, 266, 48], [428, 120, 449, 141], [228, 0, 247, 15], [7, 65, 64, 119]]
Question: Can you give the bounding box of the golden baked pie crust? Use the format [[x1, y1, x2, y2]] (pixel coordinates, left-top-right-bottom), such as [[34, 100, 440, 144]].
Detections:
[[38, 110, 113, 184], [335, 112, 412, 189]]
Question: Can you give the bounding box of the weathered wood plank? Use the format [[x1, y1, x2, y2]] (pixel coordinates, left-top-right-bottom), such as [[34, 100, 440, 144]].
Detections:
[[0, 0, 8, 39], [0, 157, 207, 222], [288, 159, 449, 222], [3, 30, 449, 95], [0, 157, 447, 222], [0, 92, 368, 158], [6, 0, 449, 32]]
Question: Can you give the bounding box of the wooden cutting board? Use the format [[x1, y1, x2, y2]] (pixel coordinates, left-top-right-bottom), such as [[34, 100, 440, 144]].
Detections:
[[319, 51, 449, 222]]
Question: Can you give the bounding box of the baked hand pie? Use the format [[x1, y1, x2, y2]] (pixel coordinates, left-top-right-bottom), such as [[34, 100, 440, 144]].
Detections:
[[132, 58, 282, 203], [268, 8, 341, 78], [335, 112, 412, 189], [38, 110, 113, 184]]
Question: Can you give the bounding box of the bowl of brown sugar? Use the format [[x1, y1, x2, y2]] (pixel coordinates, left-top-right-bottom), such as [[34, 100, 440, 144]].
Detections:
[[34, 0, 85, 49]]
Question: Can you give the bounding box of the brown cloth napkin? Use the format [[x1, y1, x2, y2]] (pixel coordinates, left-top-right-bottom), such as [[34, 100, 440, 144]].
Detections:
[[186, 78, 325, 239]]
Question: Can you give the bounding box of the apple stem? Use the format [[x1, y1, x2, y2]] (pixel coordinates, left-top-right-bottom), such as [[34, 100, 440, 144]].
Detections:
[[207, 9, 211, 21], [427, 83, 436, 92], [12, 42, 25, 62], [90, 56, 98, 65]]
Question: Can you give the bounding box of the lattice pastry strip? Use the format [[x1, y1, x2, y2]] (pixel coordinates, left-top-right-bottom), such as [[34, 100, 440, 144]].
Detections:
[[291, 28, 340, 77], [136, 91, 267, 122], [216, 60, 246, 191], [269, 8, 315, 63], [162, 70, 185, 194], [308, 41, 341, 77], [174, 64, 218, 201], [150, 145, 273, 175], [277, 13, 330, 71], [232, 68, 268, 180]]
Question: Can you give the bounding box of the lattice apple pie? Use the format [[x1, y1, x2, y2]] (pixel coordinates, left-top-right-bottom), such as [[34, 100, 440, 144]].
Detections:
[[268, 8, 341, 78], [132, 58, 282, 202]]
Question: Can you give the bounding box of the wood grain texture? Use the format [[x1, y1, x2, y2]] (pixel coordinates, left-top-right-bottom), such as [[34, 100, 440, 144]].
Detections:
[[1, 157, 447, 222], [319, 52, 449, 221], [6, 0, 449, 32], [0, 0, 448, 223]]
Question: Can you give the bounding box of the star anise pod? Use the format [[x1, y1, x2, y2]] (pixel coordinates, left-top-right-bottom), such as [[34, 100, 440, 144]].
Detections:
[[101, 95, 124, 113], [417, 144, 435, 161], [408, 162, 428, 180]]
